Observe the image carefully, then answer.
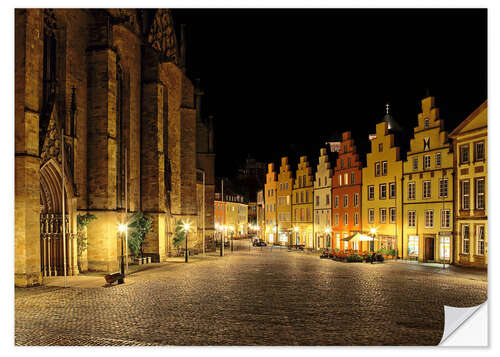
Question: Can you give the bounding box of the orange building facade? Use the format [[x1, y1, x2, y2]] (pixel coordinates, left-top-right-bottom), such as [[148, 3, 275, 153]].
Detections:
[[331, 132, 363, 251]]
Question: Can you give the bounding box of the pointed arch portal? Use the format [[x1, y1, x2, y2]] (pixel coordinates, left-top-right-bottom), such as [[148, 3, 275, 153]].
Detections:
[[39, 158, 78, 277]]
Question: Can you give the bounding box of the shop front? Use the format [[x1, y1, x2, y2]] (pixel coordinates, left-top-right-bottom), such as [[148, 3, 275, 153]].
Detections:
[[438, 231, 452, 263], [278, 230, 290, 245]]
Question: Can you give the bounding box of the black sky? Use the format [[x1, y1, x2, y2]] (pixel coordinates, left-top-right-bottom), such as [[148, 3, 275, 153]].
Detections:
[[172, 8, 487, 178]]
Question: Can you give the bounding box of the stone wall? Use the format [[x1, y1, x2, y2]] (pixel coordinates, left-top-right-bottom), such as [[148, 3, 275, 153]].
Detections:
[[15, 9, 43, 287]]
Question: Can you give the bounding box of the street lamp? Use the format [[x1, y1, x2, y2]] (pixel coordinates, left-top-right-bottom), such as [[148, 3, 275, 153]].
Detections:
[[183, 222, 191, 263], [118, 224, 127, 280], [229, 225, 235, 252]]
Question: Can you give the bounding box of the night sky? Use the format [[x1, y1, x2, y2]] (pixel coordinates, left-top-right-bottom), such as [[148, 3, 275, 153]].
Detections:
[[172, 9, 487, 178]]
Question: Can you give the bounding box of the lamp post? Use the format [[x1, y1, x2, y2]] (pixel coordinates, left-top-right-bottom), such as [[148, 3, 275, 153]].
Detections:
[[183, 222, 191, 263], [370, 227, 377, 253], [230, 225, 235, 252], [293, 226, 299, 246], [118, 224, 127, 279]]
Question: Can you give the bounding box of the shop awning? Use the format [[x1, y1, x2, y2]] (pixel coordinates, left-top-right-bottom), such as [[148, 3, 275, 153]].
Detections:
[[342, 233, 374, 242]]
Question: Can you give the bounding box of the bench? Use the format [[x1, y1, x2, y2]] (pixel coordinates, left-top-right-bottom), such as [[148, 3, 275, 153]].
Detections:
[[104, 272, 124, 286]]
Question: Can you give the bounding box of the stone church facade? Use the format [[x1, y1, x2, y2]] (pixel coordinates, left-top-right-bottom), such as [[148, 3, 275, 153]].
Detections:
[[15, 9, 215, 287]]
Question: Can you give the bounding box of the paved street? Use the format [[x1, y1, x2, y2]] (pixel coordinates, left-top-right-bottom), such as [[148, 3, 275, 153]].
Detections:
[[15, 240, 487, 346]]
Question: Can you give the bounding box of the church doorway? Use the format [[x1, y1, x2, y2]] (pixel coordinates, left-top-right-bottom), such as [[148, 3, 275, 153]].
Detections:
[[39, 158, 78, 277]]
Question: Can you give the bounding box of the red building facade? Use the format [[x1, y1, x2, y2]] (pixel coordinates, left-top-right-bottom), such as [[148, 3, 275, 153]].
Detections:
[[331, 132, 363, 250]]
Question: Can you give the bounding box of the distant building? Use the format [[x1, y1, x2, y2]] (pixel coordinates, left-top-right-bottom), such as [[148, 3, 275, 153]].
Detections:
[[214, 191, 248, 239]]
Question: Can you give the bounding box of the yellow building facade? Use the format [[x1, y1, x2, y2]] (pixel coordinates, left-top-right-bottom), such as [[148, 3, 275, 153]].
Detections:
[[402, 96, 454, 262], [362, 120, 403, 257], [314, 148, 333, 250], [264, 163, 278, 244], [277, 157, 294, 245], [292, 156, 314, 248], [450, 100, 487, 268]]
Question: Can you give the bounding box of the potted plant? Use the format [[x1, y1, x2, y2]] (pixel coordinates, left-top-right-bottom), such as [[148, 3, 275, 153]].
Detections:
[[76, 213, 97, 272]]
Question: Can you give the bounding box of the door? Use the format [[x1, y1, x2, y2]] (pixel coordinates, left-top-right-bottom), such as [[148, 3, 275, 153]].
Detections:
[[425, 237, 435, 261]]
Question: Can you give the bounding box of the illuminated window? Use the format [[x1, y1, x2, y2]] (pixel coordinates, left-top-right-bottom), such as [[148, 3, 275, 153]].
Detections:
[[440, 237, 450, 260], [408, 235, 419, 257]]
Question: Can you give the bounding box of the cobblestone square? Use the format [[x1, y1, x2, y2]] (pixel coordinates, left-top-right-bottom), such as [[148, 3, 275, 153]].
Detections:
[[15, 240, 487, 346]]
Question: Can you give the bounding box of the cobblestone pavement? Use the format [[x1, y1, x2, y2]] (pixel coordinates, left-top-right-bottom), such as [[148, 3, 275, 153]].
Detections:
[[15, 240, 487, 346]]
